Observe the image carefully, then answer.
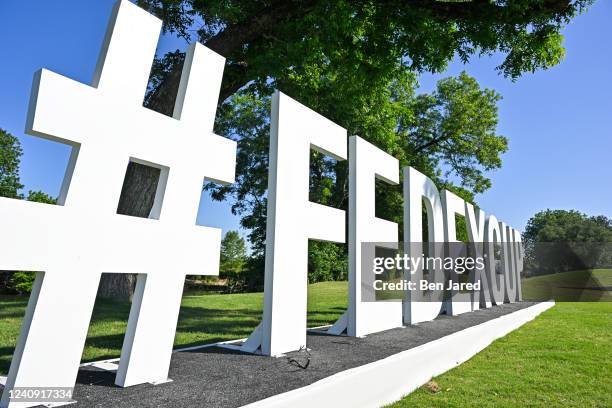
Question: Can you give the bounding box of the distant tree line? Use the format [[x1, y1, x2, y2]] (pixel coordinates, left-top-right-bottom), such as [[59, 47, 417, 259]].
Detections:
[[523, 209, 612, 275]]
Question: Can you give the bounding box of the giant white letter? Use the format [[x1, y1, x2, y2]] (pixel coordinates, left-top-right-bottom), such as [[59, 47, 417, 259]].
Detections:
[[237, 91, 347, 356], [484, 215, 505, 305], [441, 190, 478, 315], [403, 167, 445, 324], [328, 136, 402, 337]]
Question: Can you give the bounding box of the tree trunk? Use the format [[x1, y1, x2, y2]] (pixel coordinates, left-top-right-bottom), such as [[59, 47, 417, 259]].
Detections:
[[97, 162, 160, 301], [96, 273, 139, 302]]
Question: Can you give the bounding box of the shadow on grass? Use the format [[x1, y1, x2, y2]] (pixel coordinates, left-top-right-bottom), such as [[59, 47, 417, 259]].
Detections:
[[0, 303, 343, 375], [522, 269, 612, 301], [0, 280, 347, 376]]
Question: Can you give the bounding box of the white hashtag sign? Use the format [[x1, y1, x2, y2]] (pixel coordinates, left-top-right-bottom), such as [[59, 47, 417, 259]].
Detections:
[[0, 1, 236, 406]]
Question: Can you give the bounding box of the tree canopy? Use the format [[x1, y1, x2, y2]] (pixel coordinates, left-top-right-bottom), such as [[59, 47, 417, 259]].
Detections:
[[0, 128, 24, 199], [0, 128, 57, 205], [523, 210, 612, 274], [139, 0, 593, 112], [525, 210, 612, 244], [129, 0, 593, 288], [219, 230, 248, 292], [101, 0, 594, 294], [208, 71, 506, 258]]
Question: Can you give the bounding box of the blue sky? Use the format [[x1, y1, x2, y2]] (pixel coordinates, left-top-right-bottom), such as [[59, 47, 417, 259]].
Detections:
[[0, 0, 610, 237]]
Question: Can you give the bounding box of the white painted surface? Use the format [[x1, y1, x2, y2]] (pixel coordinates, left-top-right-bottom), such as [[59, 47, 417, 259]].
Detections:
[[513, 229, 524, 302], [441, 189, 473, 316], [330, 136, 402, 337], [239, 91, 347, 356], [499, 222, 515, 303], [240, 302, 555, 408], [500, 223, 519, 303], [484, 215, 505, 305], [465, 201, 489, 309], [87, 361, 119, 373], [0, 1, 236, 406], [402, 167, 445, 324]]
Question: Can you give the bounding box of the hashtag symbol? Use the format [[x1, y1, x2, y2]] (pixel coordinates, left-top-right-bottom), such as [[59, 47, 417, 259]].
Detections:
[[0, 1, 235, 405]]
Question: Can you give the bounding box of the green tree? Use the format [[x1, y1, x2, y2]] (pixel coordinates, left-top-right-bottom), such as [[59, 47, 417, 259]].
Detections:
[[0, 128, 24, 199], [26, 190, 57, 204], [524, 210, 612, 245], [308, 241, 348, 283], [105, 0, 592, 297], [208, 71, 505, 284], [523, 210, 612, 274], [139, 0, 591, 111], [219, 230, 248, 292]]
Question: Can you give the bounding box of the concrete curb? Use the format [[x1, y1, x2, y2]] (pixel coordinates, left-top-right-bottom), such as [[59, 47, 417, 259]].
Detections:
[[242, 301, 555, 408]]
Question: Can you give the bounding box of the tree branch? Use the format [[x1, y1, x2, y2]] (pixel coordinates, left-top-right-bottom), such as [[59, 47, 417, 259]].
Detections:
[[146, 0, 318, 113], [204, 0, 317, 56], [413, 132, 451, 153], [146, 0, 575, 113]]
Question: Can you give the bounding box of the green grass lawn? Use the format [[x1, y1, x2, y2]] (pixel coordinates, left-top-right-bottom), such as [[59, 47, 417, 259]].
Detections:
[[387, 270, 612, 407], [1, 274, 611, 407], [0, 281, 347, 375], [522, 268, 612, 302], [387, 302, 612, 408]]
